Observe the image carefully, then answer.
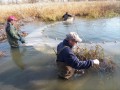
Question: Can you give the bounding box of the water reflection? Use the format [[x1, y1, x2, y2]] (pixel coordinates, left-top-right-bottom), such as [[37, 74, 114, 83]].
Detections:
[[44, 17, 120, 43], [10, 48, 26, 70]]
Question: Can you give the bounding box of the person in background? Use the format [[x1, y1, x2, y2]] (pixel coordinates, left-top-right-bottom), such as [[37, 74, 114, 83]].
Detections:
[[56, 32, 99, 79], [62, 12, 72, 21], [5, 16, 25, 48]]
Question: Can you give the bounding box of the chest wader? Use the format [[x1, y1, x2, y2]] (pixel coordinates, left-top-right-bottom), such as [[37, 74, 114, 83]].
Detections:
[[7, 35, 19, 48], [56, 46, 75, 80]]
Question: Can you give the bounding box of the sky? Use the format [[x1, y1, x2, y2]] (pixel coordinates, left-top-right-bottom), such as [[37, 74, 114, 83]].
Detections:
[[0, 0, 22, 3]]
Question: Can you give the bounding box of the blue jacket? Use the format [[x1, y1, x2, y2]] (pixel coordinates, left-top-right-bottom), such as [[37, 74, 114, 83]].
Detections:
[[57, 39, 93, 70]]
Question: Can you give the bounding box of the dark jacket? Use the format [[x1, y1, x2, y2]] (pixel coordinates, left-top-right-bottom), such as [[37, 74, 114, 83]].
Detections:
[[57, 39, 93, 70], [5, 22, 25, 47], [62, 13, 72, 21]]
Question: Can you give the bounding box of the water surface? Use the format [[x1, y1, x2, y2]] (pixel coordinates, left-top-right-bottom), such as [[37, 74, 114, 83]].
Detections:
[[0, 17, 120, 90]]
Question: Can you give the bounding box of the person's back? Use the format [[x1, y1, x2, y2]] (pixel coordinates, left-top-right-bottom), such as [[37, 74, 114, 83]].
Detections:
[[57, 39, 76, 79]]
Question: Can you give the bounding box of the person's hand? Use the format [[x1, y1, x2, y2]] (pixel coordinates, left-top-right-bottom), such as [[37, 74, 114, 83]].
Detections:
[[21, 40, 25, 44], [93, 59, 100, 65], [21, 43, 26, 46], [19, 37, 25, 43]]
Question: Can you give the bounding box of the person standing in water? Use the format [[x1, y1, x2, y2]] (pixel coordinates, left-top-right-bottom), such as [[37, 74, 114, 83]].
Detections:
[[62, 12, 72, 21], [56, 32, 100, 79], [5, 16, 25, 48]]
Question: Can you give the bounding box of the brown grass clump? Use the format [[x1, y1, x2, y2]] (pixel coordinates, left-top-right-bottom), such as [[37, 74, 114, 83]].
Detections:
[[0, 25, 7, 41], [74, 45, 116, 73]]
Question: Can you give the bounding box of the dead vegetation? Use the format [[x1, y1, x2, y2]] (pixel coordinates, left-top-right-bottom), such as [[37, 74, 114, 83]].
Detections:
[[0, 1, 120, 23], [74, 45, 116, 73]]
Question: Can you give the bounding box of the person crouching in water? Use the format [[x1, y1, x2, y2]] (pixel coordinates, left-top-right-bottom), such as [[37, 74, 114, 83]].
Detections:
[[56, 32, 99, 80], [5, 16, 25, 48]]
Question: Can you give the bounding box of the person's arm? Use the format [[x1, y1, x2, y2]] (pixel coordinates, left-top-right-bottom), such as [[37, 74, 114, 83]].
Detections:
[[68, 14, 72, 17], [18, 32, 25, 43], [64, 47, 93, 69]]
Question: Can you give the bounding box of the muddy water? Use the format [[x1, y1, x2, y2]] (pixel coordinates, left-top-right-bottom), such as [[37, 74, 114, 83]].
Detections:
[[0, 17, 120, 90]]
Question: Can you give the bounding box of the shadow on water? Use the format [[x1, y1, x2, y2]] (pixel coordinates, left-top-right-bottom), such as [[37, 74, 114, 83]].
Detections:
[[10, 48, 26, 70], [0, 45, 59, 90]]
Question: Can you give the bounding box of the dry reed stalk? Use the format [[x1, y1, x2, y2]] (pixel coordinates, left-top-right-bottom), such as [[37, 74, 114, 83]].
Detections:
[[74, 45, 116, 73], [0, 1, 119, 23]]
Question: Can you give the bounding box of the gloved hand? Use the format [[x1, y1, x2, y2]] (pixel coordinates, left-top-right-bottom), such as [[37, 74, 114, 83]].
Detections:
[[19, 37, 25, 44], [21, 40, 25, 44], [21, 43, 26, 46], [93, 59, 100, 65]]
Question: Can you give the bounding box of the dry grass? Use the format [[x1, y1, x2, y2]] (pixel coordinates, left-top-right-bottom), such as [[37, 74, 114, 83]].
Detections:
[[0, 1, 120, 23], [74, 45, 116, 73]]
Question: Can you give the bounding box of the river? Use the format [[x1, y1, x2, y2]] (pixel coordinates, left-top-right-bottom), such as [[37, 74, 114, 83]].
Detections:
[[0, 17, 120, 90]]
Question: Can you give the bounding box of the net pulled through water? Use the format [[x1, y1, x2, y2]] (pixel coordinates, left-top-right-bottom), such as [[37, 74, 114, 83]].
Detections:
[[73, 45, 116, 74]]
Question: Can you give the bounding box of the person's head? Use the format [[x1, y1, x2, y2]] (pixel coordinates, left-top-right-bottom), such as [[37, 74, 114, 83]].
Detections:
[[66, 32, 82, 47], [66, 12, 68, 14], [7, 16, 17, 24]]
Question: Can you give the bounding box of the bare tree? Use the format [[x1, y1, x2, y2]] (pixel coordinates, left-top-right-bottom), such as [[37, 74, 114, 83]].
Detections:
[[28, 0, 39, 3], [0, 0, 2, 4], [16, 0, 18, 4]]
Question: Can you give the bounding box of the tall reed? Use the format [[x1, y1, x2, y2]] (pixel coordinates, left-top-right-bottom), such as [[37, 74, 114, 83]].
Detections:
[[0, 1, 120, 23]]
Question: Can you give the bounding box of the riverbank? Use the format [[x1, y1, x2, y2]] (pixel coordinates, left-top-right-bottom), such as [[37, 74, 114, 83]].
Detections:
[[0, 1, 120, 42], [0, 1, 120, 23]]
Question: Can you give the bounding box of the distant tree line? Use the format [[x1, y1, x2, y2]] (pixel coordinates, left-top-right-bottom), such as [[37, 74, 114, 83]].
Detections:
[[0, 0, 119, 4], [0, 0, 39, 4]]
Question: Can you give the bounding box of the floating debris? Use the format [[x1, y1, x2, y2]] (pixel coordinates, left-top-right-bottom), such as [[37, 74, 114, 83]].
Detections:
[[44, 35, 49, 39], [0, 51, 5, 57], [55, 38, 57, 40], [46, 36, 49, 38], [74, 45, 116, 74], [114, 41, 117, 43], [0, 33, 7, 41], [42, 30, 45, 32], [20, 31, 28, 37], [90, 41, 93, 44], [102, 41, 105, 44]]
